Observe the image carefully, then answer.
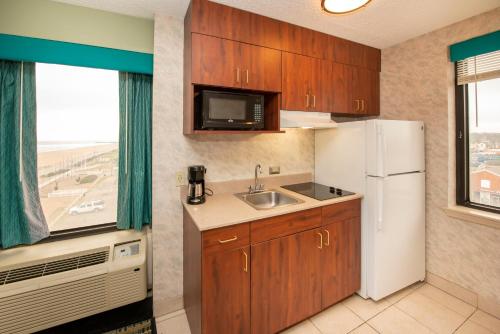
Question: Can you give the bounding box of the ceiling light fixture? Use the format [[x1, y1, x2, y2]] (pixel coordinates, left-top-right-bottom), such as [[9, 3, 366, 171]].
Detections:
[[321, 0, 372, 14]]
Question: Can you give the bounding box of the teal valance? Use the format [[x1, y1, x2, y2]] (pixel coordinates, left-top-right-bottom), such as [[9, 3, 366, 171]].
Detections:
[[0, 33, 153, 74], [450, 30, 500, 62]]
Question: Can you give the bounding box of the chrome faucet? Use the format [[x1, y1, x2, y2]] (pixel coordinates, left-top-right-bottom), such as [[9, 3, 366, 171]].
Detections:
[[249, 164, 264, 194]]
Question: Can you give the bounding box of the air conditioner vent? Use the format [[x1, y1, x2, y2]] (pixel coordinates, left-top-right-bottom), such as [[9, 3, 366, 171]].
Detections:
[[0, 249, 109, 286]]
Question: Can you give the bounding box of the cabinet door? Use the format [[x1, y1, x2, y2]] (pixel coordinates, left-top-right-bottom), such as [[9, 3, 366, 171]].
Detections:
[[244, 14, 281, 50], [321, 217, 361, 307], [202, 246, 250, 334], [251, 228, 322, 334], [241, 44, 281, 92], [331, 62, 351, 114], [350, 65, 369, 115], [308, 57, 322, 112], [191, 33, 241, 88], [351, 67, 379, 115], [365, 69, 380, 116], [282, 52, 311, 111], [191, 0, 248, 42]]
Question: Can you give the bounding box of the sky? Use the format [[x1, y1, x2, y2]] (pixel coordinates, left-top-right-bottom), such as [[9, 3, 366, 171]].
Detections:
[[36, 63, 119, 143], [468, 78, 500, 134]]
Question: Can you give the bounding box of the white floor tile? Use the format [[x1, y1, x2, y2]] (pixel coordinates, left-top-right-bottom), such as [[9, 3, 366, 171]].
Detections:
[[456, 320, 495, 334], [395, 290, 468, 333], [342, 294, 391, 321], [416, 284, 475, 317], [310, 303, 364, 334], [156, 313, 192, 334], [348, 323, 379, 334], [368, 306, 432, 334], [470, 310, 500, 334], [281, 320, 322, 334], [384, 282, 424, 305]]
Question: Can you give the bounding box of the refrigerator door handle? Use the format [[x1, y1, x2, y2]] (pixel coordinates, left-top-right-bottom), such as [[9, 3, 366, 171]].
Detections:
[[377, 124, 387, 177], [377, 178, 384, 231]]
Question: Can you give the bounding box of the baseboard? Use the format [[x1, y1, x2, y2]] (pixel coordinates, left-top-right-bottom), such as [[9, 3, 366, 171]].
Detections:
[[154, 295, 184, 318], [426, 271, 500, 319], [156, 309, 186, 323]]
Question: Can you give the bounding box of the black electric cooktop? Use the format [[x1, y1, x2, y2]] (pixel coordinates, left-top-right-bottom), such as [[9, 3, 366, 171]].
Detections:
[[282, 182, 355, 201]]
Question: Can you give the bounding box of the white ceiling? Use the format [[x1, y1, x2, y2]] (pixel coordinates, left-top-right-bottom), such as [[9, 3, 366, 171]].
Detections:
[[53, 0, 500, 48]]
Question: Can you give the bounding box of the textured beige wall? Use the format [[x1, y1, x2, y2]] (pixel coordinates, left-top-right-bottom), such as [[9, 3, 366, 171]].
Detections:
[[152, 15, 315, 315], [381, 8, 500, 306], [0, 0, 153, 53]]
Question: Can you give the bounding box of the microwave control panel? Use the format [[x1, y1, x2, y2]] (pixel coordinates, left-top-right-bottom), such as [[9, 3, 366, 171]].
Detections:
[[254, 104, 263, 122]]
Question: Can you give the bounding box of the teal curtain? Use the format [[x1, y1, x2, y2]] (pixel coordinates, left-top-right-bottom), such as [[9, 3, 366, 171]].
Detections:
[[450, 30, 500, 62], [117, 72, 152, 230], [0, 60, 49, 248]]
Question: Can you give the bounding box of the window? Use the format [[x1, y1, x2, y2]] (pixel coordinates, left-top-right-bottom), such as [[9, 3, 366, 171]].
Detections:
[[36, 63, 119, 232], [456, 51, 500, 214]]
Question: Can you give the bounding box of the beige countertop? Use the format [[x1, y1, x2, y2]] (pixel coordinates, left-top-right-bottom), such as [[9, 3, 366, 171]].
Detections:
[[183, 185, 362, 231]]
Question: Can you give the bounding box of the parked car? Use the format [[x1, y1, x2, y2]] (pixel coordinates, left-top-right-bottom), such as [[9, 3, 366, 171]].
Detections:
[[69, 201, 104, 215]]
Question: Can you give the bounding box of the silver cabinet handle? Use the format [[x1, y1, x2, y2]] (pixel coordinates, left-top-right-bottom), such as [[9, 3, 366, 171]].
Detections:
[[236, 68, 240, 83], [313, 95, 316, 109], [306, 94, 310, 108], [246, 69, 249, 84]]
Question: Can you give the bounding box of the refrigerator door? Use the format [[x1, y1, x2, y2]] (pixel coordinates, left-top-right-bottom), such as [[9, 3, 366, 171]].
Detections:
[[366, 172, 425, 300], [366, 120, 425, 177]]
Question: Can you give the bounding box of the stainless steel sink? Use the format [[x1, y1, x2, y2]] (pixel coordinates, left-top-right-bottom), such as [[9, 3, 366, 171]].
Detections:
[[235, 190, 304, 210]]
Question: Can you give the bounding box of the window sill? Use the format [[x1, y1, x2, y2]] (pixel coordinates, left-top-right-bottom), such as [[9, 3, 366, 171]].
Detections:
[[443, 205, 500, 230]]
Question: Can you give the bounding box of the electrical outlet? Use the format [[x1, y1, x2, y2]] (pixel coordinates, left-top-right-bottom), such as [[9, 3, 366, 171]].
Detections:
[[175, 171, 185, 187], [269, 166, 280, 175]]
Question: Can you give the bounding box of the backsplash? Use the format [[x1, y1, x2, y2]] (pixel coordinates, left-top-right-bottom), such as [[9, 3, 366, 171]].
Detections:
[[152, 15, 314, 316]]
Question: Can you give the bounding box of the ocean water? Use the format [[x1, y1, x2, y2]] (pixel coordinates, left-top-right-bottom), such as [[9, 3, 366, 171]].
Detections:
[[38, 142, 116, 153]]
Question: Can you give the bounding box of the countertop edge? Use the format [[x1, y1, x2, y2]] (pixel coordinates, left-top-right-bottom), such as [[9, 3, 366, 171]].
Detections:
[[183, 189, 363, 232]]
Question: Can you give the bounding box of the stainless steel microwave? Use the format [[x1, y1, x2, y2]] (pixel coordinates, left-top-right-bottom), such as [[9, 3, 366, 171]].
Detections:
[[196, 90, 265, 130]]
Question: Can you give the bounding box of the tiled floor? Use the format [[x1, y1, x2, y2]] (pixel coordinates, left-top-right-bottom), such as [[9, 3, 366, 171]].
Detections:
[[156, 283, 500, 334]]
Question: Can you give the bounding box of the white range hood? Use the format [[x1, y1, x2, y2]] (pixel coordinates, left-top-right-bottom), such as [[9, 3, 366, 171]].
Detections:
[[280, 110, 337, 129]]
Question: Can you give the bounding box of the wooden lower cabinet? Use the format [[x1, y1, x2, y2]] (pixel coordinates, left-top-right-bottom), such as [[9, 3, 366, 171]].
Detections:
[[184, 199, 361, 334], [321, 216, 361, 307], [251, 228, 323, 334], [202, 246, 250, 334]]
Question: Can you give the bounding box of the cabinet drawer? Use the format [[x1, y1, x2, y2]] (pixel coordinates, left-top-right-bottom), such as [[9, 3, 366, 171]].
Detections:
[[202, 223, 250, 254], [251, 208, 322, 244], [322, 199, 361, 225]]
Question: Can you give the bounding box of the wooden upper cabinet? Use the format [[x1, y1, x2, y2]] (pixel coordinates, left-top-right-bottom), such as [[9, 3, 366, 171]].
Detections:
[[202, 246, 250, 334], [191, 33, 241, 88], [308, 57, 322, 112], [282, 52, 311, 110], [244, 14, 281, 50], [351, 66, 380, 115], [240, 43, 281, 92], [191, 0, 246, 41], [191, 0, 280, 50], [280, 23, 326, 59], [192, 33, 281, 92], [251, 228, 322, 334], [331, 62, 351, 114]]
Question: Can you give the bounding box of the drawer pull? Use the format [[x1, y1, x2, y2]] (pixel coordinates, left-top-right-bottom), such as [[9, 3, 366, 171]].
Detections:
[[324, 229, 330, 246], [316, 232, 323, 249], [242, 250, 248, 273], [218, 236, 238, 244]]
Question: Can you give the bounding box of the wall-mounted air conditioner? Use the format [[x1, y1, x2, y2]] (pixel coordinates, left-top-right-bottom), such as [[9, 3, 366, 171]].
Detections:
[[0, 229, 147, 334]]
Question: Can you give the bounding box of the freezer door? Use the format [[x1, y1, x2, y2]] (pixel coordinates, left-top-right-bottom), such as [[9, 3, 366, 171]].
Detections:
[[366, 172, 425, 300], [366, 120, 425, 177]]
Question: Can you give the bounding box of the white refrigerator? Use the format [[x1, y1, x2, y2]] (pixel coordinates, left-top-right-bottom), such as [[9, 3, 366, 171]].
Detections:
[[315, 120, 425, 301]]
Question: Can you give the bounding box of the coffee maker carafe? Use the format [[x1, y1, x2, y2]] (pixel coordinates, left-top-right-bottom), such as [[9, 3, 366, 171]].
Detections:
[[187, 165, 206, 205]]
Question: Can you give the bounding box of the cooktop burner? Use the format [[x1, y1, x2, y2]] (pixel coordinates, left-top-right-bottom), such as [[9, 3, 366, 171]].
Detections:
[[281, 182, 355, 201]]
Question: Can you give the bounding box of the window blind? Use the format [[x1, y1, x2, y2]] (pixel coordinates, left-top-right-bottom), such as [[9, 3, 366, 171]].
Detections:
[[456, 50, 500, 85]]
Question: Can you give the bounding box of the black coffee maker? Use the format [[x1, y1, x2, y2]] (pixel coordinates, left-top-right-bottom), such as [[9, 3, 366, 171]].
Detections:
[[187, 165, 207, 205]]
